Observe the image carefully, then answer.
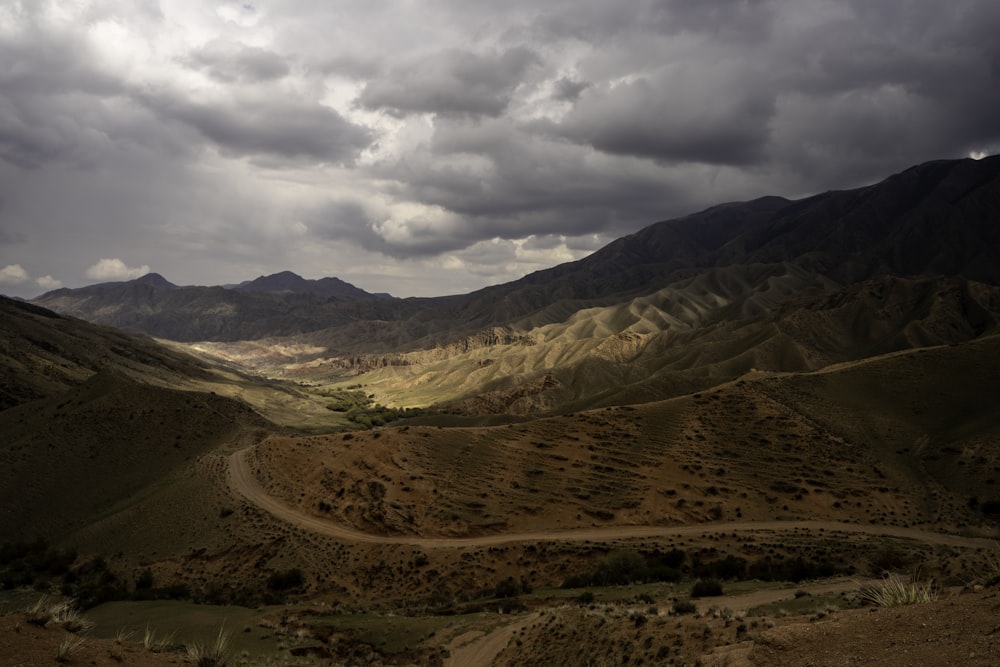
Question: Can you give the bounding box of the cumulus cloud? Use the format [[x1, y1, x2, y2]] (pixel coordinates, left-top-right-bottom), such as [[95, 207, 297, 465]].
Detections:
[[0, 264, 30, 284], [35, 274, 61, 290], [85, 258, 151, 281]]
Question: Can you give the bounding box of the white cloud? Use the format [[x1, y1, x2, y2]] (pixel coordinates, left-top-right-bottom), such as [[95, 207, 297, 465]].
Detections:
[[35, 274, 62, 290], [85, 258, 151, 281], [0, 264, 30, 284]]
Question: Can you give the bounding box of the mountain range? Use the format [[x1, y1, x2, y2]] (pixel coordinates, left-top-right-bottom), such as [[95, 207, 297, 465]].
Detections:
[[32, 154, 1000, 414]]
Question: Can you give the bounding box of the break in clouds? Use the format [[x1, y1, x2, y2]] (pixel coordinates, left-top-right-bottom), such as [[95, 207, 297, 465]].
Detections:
[[1, 0, 999, 298]]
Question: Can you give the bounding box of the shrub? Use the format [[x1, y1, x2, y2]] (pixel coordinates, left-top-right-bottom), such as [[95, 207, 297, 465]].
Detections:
[[694, 554, 747, 581], [494, 577, 520, 598], [592, 549, 648, 586], [691, 578, 724, 598], [980, 500, 1000, 515], [673, 600, 697, 614], [266, 568, 304, 591]]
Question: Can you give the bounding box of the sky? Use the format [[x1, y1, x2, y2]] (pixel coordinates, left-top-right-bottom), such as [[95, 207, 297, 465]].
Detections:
[[1, 1, 999, 299]]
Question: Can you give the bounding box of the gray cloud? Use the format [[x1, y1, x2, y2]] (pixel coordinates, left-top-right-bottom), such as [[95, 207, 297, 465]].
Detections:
[[146, 94, 374, 164], [185, 40, 291, 83], [551, 78, 590, 102], [550, 70, 775, 165], [357, 47, 541, 117]]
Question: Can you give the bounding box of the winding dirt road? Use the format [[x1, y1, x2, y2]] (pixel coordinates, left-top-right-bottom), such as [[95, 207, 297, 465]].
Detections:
[[228, 448, 999, 550]]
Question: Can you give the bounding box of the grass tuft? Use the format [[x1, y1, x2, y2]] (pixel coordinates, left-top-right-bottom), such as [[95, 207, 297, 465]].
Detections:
[[184, 624, 231, 667], [142, 624, 177, 653], [55, 637, 85, 663], [859, 573, 938, 607], [23, 596, 93, 632]]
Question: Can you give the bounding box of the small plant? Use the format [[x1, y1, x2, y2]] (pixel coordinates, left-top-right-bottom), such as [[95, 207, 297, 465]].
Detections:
[[25, 595, 53, 626], [859, 573, 938, 607], [185, 624, 231, 667], [143, 625, 177, 653], [47, 599, 93, 633], [55, 637, 85, 663]]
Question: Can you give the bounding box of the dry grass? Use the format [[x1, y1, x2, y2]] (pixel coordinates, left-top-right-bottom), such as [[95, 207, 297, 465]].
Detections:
[[184, 624, 231, 667], [24, 597, 94, 633], [142, 625, 177, 653], [54, 636, 85, 663], [859, 573, 939, 607]]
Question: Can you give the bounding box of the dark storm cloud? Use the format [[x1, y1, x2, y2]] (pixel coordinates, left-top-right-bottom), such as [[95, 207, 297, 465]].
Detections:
[[533, 0, 772, 44], [357, 47, 541, 117], [185, 40, 291, 83], [0, 28, 123, 169], [3, 0, 1000, 298], [146, 94, 374, 164], [549, 71, 775, 165]]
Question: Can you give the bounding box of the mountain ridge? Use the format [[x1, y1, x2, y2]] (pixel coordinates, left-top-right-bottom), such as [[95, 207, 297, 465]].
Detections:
[[32, 155, 1000, 348], [26, 155, 1000, 417]]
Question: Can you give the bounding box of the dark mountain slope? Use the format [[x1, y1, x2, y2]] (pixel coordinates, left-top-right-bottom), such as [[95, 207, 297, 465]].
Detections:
[[0, 296, 215, 411]]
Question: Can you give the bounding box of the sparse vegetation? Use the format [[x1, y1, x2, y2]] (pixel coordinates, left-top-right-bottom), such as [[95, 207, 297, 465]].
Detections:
[[322, 389, 426, 427]]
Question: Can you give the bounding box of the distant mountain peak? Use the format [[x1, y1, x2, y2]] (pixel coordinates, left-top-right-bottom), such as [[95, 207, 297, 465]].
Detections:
[[234, 271, 389, 300], [132, 273, 176, 288]]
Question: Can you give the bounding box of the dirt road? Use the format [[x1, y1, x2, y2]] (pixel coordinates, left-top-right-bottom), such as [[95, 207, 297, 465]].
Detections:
[[228, 448, 999, 550]]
